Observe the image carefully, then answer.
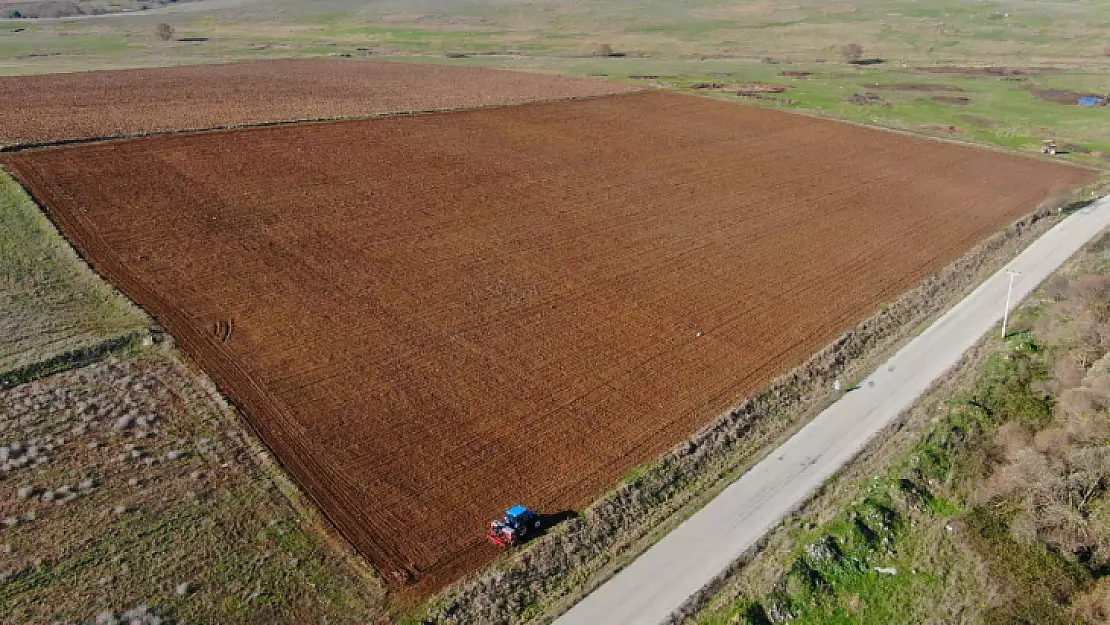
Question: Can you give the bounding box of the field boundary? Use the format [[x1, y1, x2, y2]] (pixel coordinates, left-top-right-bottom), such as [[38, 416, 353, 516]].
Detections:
[[428, 193, 1092, 624], [0, 91, 643, 153]]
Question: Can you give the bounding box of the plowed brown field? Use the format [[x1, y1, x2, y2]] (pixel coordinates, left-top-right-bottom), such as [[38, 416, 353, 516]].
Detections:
[[2, 91, 1094, 594], [0, 59, 636, 147]]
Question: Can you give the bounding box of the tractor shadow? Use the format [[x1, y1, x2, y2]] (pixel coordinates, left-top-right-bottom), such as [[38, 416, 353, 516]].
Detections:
[[529, 510, 579, 541]]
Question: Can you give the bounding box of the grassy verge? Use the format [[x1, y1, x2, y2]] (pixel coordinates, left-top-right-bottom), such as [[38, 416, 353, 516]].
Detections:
[[695, 228, 1110, 625], [0, 168, 148, 377]]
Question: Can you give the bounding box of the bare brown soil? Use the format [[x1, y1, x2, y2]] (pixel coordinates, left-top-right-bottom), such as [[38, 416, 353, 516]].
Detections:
[[2, 91, 1094, 595], [844, 92, 891, 107], [0, 59, 636, 147], [912, 66, 1058, 77], [869, 83, 964, 92], [933, 96, 973, 105], [737, 93, 796, 105], [1031, 89, 1105, 106], [736, 83, 789, 93], [918, 124, 965, 134], [961, 115, 1005, 128]]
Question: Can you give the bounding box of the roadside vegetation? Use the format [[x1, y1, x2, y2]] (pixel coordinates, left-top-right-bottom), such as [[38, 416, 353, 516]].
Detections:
[[0, 170, 147, 380], [694, 229, 1110, 624]]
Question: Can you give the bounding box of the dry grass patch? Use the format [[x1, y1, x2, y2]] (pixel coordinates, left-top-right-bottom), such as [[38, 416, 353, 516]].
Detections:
[[0, 170, 147, 379], [0, 350, 388, 623]]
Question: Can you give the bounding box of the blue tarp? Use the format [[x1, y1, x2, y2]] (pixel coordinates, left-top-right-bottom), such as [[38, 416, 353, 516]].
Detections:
[[1078, 96, 1103, 107]]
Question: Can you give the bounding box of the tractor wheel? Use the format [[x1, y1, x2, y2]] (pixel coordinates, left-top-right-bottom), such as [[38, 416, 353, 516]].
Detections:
[[535, 520, 541, 529]]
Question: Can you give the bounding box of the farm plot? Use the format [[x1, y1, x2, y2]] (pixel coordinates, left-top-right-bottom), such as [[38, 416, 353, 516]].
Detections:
[[0, 58, 637, 148], [1, 91, 1094, 594]]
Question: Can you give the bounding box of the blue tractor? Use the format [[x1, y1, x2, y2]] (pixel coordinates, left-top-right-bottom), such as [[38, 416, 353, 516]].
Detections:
[[487, 505, 541, 547]]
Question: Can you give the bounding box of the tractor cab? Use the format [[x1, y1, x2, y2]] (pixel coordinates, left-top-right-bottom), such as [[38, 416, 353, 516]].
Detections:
[[487, 505, 541, 548]]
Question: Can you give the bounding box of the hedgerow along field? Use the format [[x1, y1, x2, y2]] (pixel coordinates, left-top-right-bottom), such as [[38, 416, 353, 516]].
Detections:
[[1, 90, 1094, 595], [0, 58, 637, 147]]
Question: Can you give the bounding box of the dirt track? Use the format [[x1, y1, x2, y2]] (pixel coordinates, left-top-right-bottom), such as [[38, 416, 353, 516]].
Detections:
[[2, 91, 1094, 594], [0, 59, 636, 147]]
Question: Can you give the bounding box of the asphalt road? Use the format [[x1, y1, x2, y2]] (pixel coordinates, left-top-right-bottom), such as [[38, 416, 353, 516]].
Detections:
[[556, 197, 1110, 625]]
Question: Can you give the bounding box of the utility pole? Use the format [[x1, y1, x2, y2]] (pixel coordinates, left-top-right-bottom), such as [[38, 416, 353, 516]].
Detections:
[[1001, 270, 1021, 339]]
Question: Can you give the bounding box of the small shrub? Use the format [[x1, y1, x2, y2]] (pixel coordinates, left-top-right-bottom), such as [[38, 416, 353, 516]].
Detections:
[[1072, 577, 1110, 623], [963, 504, 1089, 604], [154, 22, 174, 42], [840, 43, 864, 63], [974, 342, 1054, 432], [1087, 230, 1110, 258], [1044, 274, 1071, 302], [1032, 426, 1071, 456], [593, 43, 613, 57], [1074, 276, 1110, 322], [1053, 356, 1085, 392]]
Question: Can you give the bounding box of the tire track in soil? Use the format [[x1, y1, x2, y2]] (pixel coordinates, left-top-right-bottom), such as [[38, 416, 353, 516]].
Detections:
[[0, 91, 1095, 595]]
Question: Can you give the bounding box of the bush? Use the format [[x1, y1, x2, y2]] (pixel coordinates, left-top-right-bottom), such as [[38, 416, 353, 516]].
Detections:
[[1072, 576, 1110, 622], [974, 340, 1054, 432], [593, 43, 614, 57], [840, 43, 864, 63], [963, 504, 1089, 605], [1074, 276, 1110, 322], [154, 22, 174, 42]]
